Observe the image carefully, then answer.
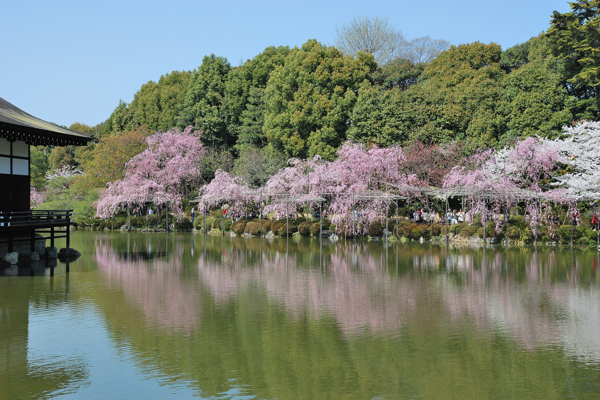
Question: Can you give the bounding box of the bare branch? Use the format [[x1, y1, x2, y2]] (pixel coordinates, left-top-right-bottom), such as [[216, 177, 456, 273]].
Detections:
[[334, 16, 405, 65]]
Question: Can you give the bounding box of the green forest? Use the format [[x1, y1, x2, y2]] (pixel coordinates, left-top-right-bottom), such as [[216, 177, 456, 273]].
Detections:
[[33, 0, 600, 225]]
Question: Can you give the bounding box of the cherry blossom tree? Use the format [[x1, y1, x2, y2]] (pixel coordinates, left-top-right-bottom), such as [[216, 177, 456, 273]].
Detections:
[[196, 169, 254, 215], [262, 142, 419, 234], [547, 121, 600, 200], [30, 187, 45, 209], [96, 127, 204, 219], [443, 137, 566, 235]]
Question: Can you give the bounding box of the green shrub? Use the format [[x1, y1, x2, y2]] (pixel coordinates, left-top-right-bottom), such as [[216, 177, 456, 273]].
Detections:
[[368, 221, 383, 237], [210, 217, 232, 231], [429, 223, 441, 236], [520, 227, 533, 242], [271, 220, 286, 235], [174, 217, 193, 231], [506, 226, 521, 239], [508, 215, 525, 224], [298, 222, 312, 237], [578, 236, 591, 245], [441, 225, 449, 235], [261, 220, 271, 234], [310, 222, 321, 236], [277, 224, 295, 237], [202, 217, 216, 231], [557, 225, 581, 243], [459, 226, 477, 237], [232, 220, 247, 235], [410, 225, 429, 240], [244, 222, 261, 236], [582, 226, 596, 240], [476, 222, 498, 238], [113, 218, 127, 229], [449, 223, 466, 235], [397, 220, 416, 237]]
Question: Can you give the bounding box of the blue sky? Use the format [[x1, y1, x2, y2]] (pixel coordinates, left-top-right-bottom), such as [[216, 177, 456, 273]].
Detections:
[[1, 0, 571, 128]]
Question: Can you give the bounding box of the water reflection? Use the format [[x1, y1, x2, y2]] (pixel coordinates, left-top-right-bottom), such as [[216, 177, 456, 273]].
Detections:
[[94, 236, 200, 333], [83, 233, 600, 399], [0, 277, 89, 399]]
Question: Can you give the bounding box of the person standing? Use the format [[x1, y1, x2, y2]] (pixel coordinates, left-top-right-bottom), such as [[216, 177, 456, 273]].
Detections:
[[191, 207, 195, 224], [592, 212, 599, 231]]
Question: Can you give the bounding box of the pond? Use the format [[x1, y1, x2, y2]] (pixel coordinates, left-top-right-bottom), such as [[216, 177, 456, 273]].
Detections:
[[1, 231, 600, 399]]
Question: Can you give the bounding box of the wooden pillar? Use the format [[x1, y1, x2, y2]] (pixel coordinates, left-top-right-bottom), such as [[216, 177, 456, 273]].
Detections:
[[259, 201, 263, 237], [286, 201, 289, 237], [445, 196, 449, 244], [385, 205, 388, 240], [571, 216, 574, 246], [396, 201, 399, 238], [534, 200, 538, 245], [352, 195, 356, 238], [51, 226, 55, 248], [483, 207, 486, 244], [319, 202, 322, 238]]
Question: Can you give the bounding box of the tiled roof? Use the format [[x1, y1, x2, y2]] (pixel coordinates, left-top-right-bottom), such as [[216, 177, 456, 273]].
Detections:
[[0, 97, 92, 146]]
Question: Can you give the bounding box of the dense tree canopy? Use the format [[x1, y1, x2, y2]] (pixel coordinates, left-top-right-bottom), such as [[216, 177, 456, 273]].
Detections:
[[547, 0, 600, 118], [179, 55, 232, 148], [263, 40, 377, 159]]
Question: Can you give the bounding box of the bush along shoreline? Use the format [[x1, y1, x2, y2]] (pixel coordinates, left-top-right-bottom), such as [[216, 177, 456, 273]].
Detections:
[[75, 212, 600, 248]]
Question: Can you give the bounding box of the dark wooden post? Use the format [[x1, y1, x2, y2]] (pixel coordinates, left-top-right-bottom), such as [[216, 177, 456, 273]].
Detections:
[[445, 196, 449, 244], [483, 207, 486, 244], [571, 214, 574, 246], [319, 202, 322, 238], [259, 200, 263, 237]]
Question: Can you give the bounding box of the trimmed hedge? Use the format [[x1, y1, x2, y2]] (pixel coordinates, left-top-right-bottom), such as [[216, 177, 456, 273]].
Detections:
[[174, 217, 193, 231], [298, 222, 312, 237], [232, 220, 247, 235], [244, 222, 261, 236], [310, 222, 321, 236], [368, 221, 383, 237]]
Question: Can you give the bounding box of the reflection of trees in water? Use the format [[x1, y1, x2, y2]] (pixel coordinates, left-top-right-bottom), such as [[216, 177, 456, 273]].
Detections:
[[199, 240, 600, 360], [199, 243, 417, 336], [87, 234, 600, 399], [410, 246, 600, 361], [94, 237, 201, 333], [0, 278, 89, 399], [92, 233, 600, 358]]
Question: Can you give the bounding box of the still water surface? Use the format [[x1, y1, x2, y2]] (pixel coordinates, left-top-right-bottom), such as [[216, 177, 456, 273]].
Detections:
[[1, 232, 600, 399]]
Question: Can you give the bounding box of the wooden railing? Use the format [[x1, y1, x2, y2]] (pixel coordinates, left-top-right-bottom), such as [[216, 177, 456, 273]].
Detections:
[[0, 210, 73, 253], [0, 210, 72, 230]]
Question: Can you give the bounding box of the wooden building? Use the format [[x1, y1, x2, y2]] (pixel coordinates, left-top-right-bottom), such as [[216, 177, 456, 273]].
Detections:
[[0, 97, 92, 255]]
